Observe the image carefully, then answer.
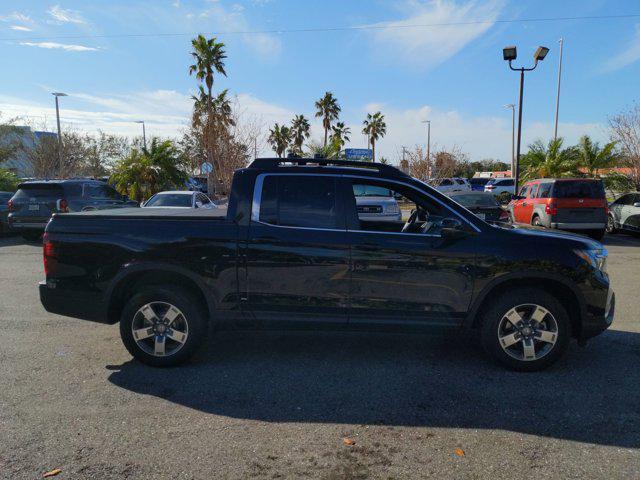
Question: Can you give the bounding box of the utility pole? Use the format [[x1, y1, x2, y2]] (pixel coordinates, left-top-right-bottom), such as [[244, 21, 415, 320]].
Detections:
[[554, 38, 564, 141], [504, 104, 515, 177], [135, 121, 147, 150], [421, 120, 431, 178], [52, 92, 67, 178]]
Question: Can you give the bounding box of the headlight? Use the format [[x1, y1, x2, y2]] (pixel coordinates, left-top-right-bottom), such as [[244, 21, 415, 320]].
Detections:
[[384, 204, 400, 214], [574, 248, 608, 272]]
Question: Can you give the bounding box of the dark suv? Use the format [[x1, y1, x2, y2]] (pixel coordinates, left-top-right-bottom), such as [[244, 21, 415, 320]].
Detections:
[[8, 179, 137, 240]]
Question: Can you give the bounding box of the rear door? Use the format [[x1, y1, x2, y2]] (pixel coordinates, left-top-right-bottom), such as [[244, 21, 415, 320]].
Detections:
[[551, 180, 607, 226], [621, 193, 640, 230], [245, 174, 349, 325], [9, 183, 64, 224]]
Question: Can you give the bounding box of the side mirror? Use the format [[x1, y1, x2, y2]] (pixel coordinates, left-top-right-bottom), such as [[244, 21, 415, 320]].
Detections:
[[440, 217, 468, 239], [195, 201, 203, 209], [634, 202, 640, 208]]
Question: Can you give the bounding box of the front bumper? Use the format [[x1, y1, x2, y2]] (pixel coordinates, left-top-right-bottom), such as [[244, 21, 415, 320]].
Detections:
[[39, 281, 110, 323], [580, 288, 615, 340]]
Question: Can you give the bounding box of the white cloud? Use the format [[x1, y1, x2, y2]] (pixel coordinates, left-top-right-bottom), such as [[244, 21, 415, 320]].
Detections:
[[365, 0, 505, 67], [10, 25, 32, 31], [0, 12, 33, 23], [602, 23, 640, 72], [197, 3, 281, 59], [47, 5, 86, 24], [20, 42, 99, 52]]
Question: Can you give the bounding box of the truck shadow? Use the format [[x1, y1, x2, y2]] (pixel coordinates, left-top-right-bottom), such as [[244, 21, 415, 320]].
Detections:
[[107, 328, 640, 448]]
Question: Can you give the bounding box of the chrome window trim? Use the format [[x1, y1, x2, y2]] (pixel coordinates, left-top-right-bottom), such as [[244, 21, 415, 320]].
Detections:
[[250, 172, 482, 234]]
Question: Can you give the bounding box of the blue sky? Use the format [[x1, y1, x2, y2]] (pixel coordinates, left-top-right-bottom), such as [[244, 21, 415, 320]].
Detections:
[[1, 0, 640, 163]]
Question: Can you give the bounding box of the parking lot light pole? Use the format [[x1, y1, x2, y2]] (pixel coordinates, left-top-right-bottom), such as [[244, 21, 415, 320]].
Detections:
[[503, 45, 549, 194], [52, 92, 67, 178], [503, 104, 515, 177], [135, 120, 147, 150]]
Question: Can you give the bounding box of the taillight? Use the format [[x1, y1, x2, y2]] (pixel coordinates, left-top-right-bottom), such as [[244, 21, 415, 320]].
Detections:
[[57, 198, 69, 213], [43, 232, 57, 276], [7, 199, 13, 212], [545, 203, 557, 216], [486, 185, 494, 190]]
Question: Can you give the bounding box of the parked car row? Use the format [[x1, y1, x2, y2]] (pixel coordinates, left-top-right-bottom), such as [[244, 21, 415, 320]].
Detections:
[[3, 179, 216, 240], [607, 192, 640, 235]]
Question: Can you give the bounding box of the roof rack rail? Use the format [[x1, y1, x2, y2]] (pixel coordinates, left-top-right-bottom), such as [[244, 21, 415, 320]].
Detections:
[[248, 157, 409, 178]]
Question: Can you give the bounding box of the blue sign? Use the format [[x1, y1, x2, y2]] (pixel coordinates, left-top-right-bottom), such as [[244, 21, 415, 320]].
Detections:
[[201, 162, 213, 174], [344, 148, 372, 160]]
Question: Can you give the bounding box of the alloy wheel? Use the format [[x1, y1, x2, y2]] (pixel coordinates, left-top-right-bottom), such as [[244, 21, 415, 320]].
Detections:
[[497, 304, 558, 361], [131, 301, 189, 357]]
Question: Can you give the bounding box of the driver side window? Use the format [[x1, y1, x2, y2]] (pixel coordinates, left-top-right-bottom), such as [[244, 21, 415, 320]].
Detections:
[[348, 179, 448, 235]]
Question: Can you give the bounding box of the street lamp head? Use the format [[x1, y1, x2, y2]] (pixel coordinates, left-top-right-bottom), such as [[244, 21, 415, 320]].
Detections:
[[502, 46, 517, 61], [52, 92, 67, 97], [134, 120, 144, 124], [533, 46, 549, 62], [421, 120, 430, 124]]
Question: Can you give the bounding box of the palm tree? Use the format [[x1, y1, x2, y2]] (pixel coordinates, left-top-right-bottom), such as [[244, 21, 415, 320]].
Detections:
[[520, 138, 580, 181], [577, 135, 619, 177], [315, 92, 341, 146], [268, 123, 291, 158], [110, 138, 187, 203], [189, 35, 227, 195], [362, 112, 386, 162], [289, 114, 311, 155], [330, 122, 351, 151], [189, 35, 227, 108]]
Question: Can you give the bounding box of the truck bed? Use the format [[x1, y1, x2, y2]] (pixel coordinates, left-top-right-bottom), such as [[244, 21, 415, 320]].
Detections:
[[65, 207, 228, 219]]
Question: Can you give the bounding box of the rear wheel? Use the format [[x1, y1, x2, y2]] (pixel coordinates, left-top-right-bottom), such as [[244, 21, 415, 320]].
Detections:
[[119, 286, 208, 367], [531, 215, 542, 227], [480, 288, 570, 371], [587, 229, 606, 241]]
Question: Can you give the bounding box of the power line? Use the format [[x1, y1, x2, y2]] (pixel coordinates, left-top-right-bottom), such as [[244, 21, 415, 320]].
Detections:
[[1, 13, 639, 42]]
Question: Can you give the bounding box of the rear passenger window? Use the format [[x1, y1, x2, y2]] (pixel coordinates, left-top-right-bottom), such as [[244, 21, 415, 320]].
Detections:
[[258, 176, 339, 229], [537, 183, 551, 198]]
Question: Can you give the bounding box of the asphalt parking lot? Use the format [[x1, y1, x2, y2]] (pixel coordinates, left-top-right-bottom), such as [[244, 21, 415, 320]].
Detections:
[[1, 234, 639, 479]]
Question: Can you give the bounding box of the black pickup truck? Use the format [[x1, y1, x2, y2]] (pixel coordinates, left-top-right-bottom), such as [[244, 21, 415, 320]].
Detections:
[[40, 159, 615, 371]]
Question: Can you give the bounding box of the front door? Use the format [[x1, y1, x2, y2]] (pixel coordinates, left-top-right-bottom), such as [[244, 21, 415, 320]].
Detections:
[[245, 174, 350, 325], [342, 177, 477, 329]]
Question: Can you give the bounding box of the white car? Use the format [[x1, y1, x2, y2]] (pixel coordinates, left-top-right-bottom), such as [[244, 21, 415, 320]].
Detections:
[[484, 178, 515, 196], [142, 191, 217, 209], [433, 177, 471, 194]]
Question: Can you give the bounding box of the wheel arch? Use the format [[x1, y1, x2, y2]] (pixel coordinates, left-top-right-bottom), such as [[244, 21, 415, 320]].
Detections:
[[105, 263, 216, 325], [466, 272, 586, 338]]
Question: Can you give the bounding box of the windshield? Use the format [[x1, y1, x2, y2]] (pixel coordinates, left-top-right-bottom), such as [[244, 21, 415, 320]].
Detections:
[[552, 180, 605, 199], [145, 193, 192, 207], [451, 193, 499, 207], [353, 184, 393, 197]]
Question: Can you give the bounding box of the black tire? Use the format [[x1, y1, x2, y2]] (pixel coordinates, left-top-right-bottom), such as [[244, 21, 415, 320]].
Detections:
[[531, 215, 542, 227], [606, 214, 617, 234], [119, 286, 208, 367], [480, 287, 570, 372], [587, 229, 606, 242], [21, 232, 42, 242]]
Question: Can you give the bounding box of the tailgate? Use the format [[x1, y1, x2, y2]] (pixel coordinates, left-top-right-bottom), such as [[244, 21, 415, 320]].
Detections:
[[10, 184, 63, 220]]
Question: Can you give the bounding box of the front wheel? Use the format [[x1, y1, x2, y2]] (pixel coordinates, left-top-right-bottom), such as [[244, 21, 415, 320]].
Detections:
[[480, 288, 570, 371], [606, 214, 617, 234], [119, 286, 208, 367]]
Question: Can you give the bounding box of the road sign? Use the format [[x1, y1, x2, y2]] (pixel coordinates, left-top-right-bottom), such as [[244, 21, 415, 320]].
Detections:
[[201, 162, 213, 174], [344, 148, 372, 160]]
